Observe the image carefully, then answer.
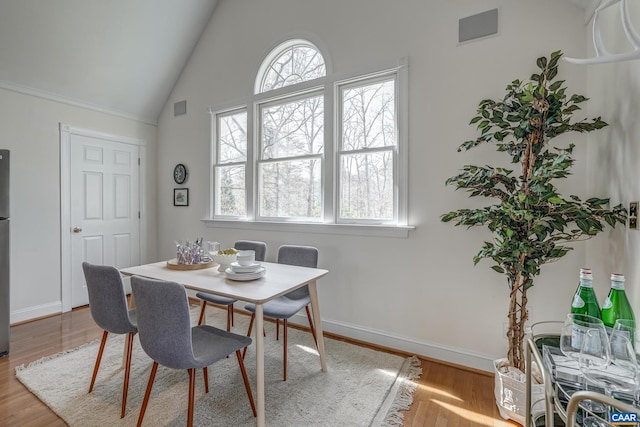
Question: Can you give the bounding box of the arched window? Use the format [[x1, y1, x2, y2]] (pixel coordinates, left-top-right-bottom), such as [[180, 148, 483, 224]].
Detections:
[[256, 39, 326, 93]]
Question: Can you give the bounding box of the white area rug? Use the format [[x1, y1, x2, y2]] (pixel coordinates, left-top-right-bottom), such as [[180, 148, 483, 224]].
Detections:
[[16, 307, 421, 426]]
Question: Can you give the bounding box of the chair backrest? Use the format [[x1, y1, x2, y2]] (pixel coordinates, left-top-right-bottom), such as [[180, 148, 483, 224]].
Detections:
[[82, 262, 136, 334], [130, 276, 196, 370], [277, 245, 318, 299], [234, 240, 267, 262]]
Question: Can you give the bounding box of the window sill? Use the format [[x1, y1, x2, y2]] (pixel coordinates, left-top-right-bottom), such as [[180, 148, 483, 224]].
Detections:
[[201, 219, 414, 238]]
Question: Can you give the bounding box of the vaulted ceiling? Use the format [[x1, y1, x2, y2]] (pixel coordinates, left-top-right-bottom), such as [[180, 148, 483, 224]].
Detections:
[[0, 0, 598, 125], [0, 0, 218, 124]]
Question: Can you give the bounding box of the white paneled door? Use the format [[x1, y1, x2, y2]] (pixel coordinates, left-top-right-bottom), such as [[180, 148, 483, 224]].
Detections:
[[69, 133, 140, 307]]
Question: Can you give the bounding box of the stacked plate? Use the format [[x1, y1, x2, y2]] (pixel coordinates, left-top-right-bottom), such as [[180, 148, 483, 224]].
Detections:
[[225, 261, 266, 281]]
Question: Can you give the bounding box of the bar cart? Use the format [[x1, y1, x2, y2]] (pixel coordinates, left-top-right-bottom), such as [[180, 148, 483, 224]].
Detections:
[[525, 321, 638, 427]]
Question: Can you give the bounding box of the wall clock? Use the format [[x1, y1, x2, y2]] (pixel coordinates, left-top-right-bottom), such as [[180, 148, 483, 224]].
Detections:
[[173, 163, 188, 184]]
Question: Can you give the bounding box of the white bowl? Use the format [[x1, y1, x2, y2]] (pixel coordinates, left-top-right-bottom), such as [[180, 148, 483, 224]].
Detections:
[[211, 252, 237, 272], [236, 250, 256, 266]]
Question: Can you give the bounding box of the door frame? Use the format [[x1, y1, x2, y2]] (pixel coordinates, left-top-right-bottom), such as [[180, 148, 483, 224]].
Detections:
[[60, 123, 147, 312]]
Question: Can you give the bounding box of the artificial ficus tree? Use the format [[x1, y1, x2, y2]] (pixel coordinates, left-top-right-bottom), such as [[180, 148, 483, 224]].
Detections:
[[441, 51, 626, 370]]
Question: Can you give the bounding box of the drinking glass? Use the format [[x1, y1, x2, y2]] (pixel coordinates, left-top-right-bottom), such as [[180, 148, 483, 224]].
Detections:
[[559, 314, 609, 415], [579, 327, 611, 427], [607, 330, 639, 402], [613, 319, 636, 350]]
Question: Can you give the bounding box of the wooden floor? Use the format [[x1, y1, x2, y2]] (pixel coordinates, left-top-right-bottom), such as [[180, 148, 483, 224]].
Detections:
[[0, 306, 518, 426]]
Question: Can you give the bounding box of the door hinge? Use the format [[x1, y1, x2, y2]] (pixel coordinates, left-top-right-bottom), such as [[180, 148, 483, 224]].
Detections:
[[138, 158, 140, 166], [138, 211, 141, 219]]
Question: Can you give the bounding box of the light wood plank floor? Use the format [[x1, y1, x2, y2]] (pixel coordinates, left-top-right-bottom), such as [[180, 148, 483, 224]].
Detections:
[[0, 306, 518, 426]]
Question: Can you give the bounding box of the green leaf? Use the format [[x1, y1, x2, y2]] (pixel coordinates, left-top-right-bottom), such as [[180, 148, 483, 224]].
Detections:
[[492, 265, 505, 274], [549, 80, 564, 91], [537, 56, 547, 69]]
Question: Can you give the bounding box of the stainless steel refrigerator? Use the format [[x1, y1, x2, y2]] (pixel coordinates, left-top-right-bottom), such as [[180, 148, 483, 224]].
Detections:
[[0, 150, 9, 356]]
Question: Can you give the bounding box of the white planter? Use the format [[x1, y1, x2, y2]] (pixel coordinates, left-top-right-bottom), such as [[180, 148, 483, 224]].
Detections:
[[494, 358, 545, 425]]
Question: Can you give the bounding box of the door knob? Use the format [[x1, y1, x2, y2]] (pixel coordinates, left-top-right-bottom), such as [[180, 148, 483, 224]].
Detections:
[[73, 227, 82, 233]]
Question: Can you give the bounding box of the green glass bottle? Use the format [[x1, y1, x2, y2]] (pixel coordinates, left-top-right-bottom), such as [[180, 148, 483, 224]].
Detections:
[[570, 268, 601, 319], [600, 273, 636, 334]]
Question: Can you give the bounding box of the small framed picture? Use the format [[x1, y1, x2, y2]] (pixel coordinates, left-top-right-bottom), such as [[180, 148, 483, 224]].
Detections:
[[173, 188, 189, 207]]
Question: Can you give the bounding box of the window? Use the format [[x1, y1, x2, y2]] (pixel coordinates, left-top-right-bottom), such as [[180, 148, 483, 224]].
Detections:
[[257, 39, 326, 93], [211, 39, 407, 231], [258, 91, 324, 220], [214, 109, 247, 217], [338, 76, 397, 222]]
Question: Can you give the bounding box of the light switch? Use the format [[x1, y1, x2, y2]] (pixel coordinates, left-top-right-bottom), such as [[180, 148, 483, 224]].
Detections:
[[629, 201, 638, 230]]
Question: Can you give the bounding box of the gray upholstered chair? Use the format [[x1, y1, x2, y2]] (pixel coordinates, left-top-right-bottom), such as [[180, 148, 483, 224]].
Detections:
[[196, 240, 267, 330], [131, 275, 256, 427], [243, 245, 318, 381], [82, 262, 138, 419]]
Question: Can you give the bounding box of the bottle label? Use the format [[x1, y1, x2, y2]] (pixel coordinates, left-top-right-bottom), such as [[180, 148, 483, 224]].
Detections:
[[572, 294, 585, 308], [603, 297, 613, 309]]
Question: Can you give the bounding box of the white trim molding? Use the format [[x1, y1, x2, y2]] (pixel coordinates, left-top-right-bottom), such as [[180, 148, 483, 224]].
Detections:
[[0, 80, 158, 126], [202, 219, 414, 238], [11, 301, 62, 324]]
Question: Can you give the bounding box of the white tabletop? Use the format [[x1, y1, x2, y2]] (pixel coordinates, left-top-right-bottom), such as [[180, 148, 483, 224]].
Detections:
[[120, 261, 328, 304]]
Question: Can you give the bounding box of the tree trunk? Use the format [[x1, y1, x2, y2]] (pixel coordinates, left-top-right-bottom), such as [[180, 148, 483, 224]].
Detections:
[[507, 270, 528, 371]]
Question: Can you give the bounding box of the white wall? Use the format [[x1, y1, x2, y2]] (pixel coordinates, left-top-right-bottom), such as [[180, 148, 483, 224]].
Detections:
[[156, 0, 591, 371], [0, 87, 158, 322], [585, 2, 640, 322]]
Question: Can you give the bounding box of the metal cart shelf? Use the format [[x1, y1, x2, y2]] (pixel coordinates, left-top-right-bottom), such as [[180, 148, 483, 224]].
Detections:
[[525, 333, 638, 427]]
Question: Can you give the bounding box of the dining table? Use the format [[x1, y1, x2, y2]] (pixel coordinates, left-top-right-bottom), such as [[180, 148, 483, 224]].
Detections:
[[120, 260, 329, 427]]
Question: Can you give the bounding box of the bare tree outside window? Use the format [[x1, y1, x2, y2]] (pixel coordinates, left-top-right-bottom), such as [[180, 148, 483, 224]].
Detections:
[[260, 44, 326, 92], [215, 110, 247, 216], [259, 94, 323, 219], [339, 78, 396, 221]]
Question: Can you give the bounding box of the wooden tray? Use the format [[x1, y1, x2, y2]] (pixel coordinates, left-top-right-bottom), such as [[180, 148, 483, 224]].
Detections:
[[165, 259, 216, 270]]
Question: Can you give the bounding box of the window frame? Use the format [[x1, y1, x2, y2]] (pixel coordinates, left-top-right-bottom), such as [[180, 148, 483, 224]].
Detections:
[[207, 42, 411, 237]]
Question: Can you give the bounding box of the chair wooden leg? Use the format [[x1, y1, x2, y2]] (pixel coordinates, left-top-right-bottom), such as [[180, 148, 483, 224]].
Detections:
[[236, 350, 257, 417], [197, 301, 208, 326], [242, 313, 256, 359], [187, 368, 196, 427], [305, 306, 318, 348], [226, 305, 233, 331], [137, 361, 158, 427], [120, 332, 135, 418], [276, 319, 280, 341], [283, 319, 288, 381], [203, 367, 209, 393], [89, 330, 108, 393]]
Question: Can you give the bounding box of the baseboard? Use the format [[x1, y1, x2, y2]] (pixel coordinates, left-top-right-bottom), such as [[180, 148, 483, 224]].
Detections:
[[11, 301, 62, 325], [290, 312, 497, 373]]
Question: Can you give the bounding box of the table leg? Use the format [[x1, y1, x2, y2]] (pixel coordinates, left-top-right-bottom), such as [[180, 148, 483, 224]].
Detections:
[[123, 287, 134, 369], [255, 304, 265, 427], [308, 280, 327, 371]]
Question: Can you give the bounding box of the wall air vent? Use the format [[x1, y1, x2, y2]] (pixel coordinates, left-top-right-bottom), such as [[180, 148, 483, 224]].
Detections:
[[174, 100, 187, 116], [458, 8, 498, 44]]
